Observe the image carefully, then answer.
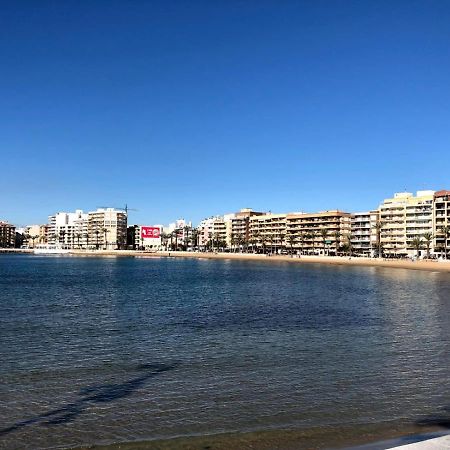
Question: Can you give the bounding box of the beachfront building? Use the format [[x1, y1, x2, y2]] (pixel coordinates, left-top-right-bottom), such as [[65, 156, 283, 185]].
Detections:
[[128, 224, 163, 250], [24, 224, 48, 248], [249, 213, 287, 253], [230, 208, 265, 250], [379, 191, 435, 258], [351, 211, 379, 257], [163, 218, 193, 249], [87, 208, 127, 250], [47, 210, 89, 248], [0, 221, 16, 248], [285, 210, 352, 255], [198, 216, 229, 249], [434, 190, 450, 258]]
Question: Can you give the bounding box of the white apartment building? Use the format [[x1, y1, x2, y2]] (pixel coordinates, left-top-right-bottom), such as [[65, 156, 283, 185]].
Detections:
[[379, 191, 434, 257], [351, 211, 379, 257], [47, 210, 88, 248]]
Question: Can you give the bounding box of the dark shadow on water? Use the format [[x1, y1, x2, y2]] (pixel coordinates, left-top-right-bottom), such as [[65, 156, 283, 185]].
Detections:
[[416, 405, 450, 429], [0, 363, 177, 436]]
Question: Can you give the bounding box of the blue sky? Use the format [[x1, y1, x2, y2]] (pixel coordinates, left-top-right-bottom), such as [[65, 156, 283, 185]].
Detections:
[[2, 1, 449, 226]]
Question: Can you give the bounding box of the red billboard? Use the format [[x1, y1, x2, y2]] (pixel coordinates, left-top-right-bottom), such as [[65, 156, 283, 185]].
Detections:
[[141, 226, 161, 239]]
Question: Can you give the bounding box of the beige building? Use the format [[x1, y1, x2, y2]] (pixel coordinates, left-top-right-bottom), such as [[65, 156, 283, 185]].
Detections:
[[285, 210, 352, 255], [88, 208, 127, 250], [0, 221, 16, 248], [434, 190, 450, 258], [379, 191, 434, 257], [24, 224, 48, 247], [230, 208, 264, 248], [249, 213, 287, 252]]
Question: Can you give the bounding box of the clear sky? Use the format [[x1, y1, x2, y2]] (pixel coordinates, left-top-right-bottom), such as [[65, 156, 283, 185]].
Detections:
[[2, 1, 449, 226]]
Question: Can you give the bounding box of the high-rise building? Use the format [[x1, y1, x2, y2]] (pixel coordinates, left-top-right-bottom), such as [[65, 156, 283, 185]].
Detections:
[[433, 190, 450, 258], [47, 210, 88, 248], [0, 221, 16, 248], [87, 208, 127, 250], [351, 211, 379, 257], [379, 191, 434, 257], [285, 210, 352, 255]]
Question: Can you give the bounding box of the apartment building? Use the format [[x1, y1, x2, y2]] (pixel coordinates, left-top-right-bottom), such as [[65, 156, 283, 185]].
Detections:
[[351, 211, 379, 256], [379, 191, 434, 257], [87, 208, 127, 250], [47, 210, 88, 248], [285, 210, 352, 255], [198, 216, 228, 248], [0, 221, 16, 248], [24, 224, 48, 247], [230, 209, 265, 247], [249, 213, 287, 251], [434, 190, 450, 258]]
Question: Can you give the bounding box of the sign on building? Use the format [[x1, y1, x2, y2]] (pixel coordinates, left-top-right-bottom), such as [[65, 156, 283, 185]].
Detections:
[[141, 226, 161, 239]]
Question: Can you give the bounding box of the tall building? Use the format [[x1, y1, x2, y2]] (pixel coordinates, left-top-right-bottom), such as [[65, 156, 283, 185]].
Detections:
[[379, 191, 434, 257], [434, 190, 450, 258], [198, 216, 228, 249], [249, 213, 287, 251], [47, 210, 88, 248], [351, 211, 379, 257], [0, 221, 16, 248], [285, 210, 352, 254], [230, 208, 264, 248], [87, 208, 127, 250]]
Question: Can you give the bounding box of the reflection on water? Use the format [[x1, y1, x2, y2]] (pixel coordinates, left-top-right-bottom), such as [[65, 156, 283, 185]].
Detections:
[[0, 255, 449, 449]]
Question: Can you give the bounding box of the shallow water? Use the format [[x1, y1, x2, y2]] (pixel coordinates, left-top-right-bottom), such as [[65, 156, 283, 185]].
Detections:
[[1, 255, 449, 449]]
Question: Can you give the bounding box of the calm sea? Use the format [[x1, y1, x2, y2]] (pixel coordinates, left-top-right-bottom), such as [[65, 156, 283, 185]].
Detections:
[[1, 255, 449, 449]]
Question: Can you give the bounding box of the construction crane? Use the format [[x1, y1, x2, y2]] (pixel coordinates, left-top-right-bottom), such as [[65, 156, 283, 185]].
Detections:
[[96, 204, 138, 215]]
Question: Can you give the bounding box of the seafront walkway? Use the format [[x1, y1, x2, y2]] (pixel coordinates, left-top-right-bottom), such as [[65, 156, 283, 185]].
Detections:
[[392, 434, 450, 449]]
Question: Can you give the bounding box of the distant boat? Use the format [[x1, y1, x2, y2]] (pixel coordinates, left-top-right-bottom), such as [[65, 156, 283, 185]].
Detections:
[[33, 244, 70, 255]]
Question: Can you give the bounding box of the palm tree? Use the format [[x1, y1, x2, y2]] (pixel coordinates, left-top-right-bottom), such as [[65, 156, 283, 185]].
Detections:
[[439, 225, 450, 259], [84, 233, 90, 249], [76, 233, 82, 249], [30, 235, 39, 248], [277, 232, 285, 255], [333, 231, 341, 256], [59, 230, 66, 247], [95, 229, 100, 249], [251, 231, 260, 253], [411, 237, 423, 259], [309, 230, 317, 255], [346, 233, 353, 256], [320, 228, 328, 256], [298, 232, 305, 254], [183, 226, 190, 250], [102, 227, 108, 250], [287, 234, 297, 255], [422, 232, 433, 259], [259, 234, 267, 254], [372, 221, 383, 258]]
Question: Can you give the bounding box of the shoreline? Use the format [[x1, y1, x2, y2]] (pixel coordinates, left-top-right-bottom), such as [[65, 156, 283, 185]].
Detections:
[[5, 248, 450, 273], [75, 423, 449, 450]]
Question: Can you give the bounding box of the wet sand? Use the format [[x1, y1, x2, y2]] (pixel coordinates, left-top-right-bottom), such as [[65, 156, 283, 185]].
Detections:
[[76, 423, 447, 450]]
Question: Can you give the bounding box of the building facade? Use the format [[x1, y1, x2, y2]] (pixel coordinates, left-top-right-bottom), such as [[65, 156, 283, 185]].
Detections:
[[434, 190, 450, 258], [379, 191, 434, 257], [351, 211, 379, 256], [87, 208, 127, 250], [0, 221, 16, 248]]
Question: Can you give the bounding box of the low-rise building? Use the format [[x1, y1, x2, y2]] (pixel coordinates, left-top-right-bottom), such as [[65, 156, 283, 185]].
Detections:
[[128, 225, 163, 250]]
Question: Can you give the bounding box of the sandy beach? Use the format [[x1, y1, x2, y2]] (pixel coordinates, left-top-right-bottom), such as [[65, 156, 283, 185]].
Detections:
[[51, 249, 450, 273]]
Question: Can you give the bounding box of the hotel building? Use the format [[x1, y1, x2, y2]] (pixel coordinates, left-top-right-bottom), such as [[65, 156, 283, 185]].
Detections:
[[0, 221, 16, 248]]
